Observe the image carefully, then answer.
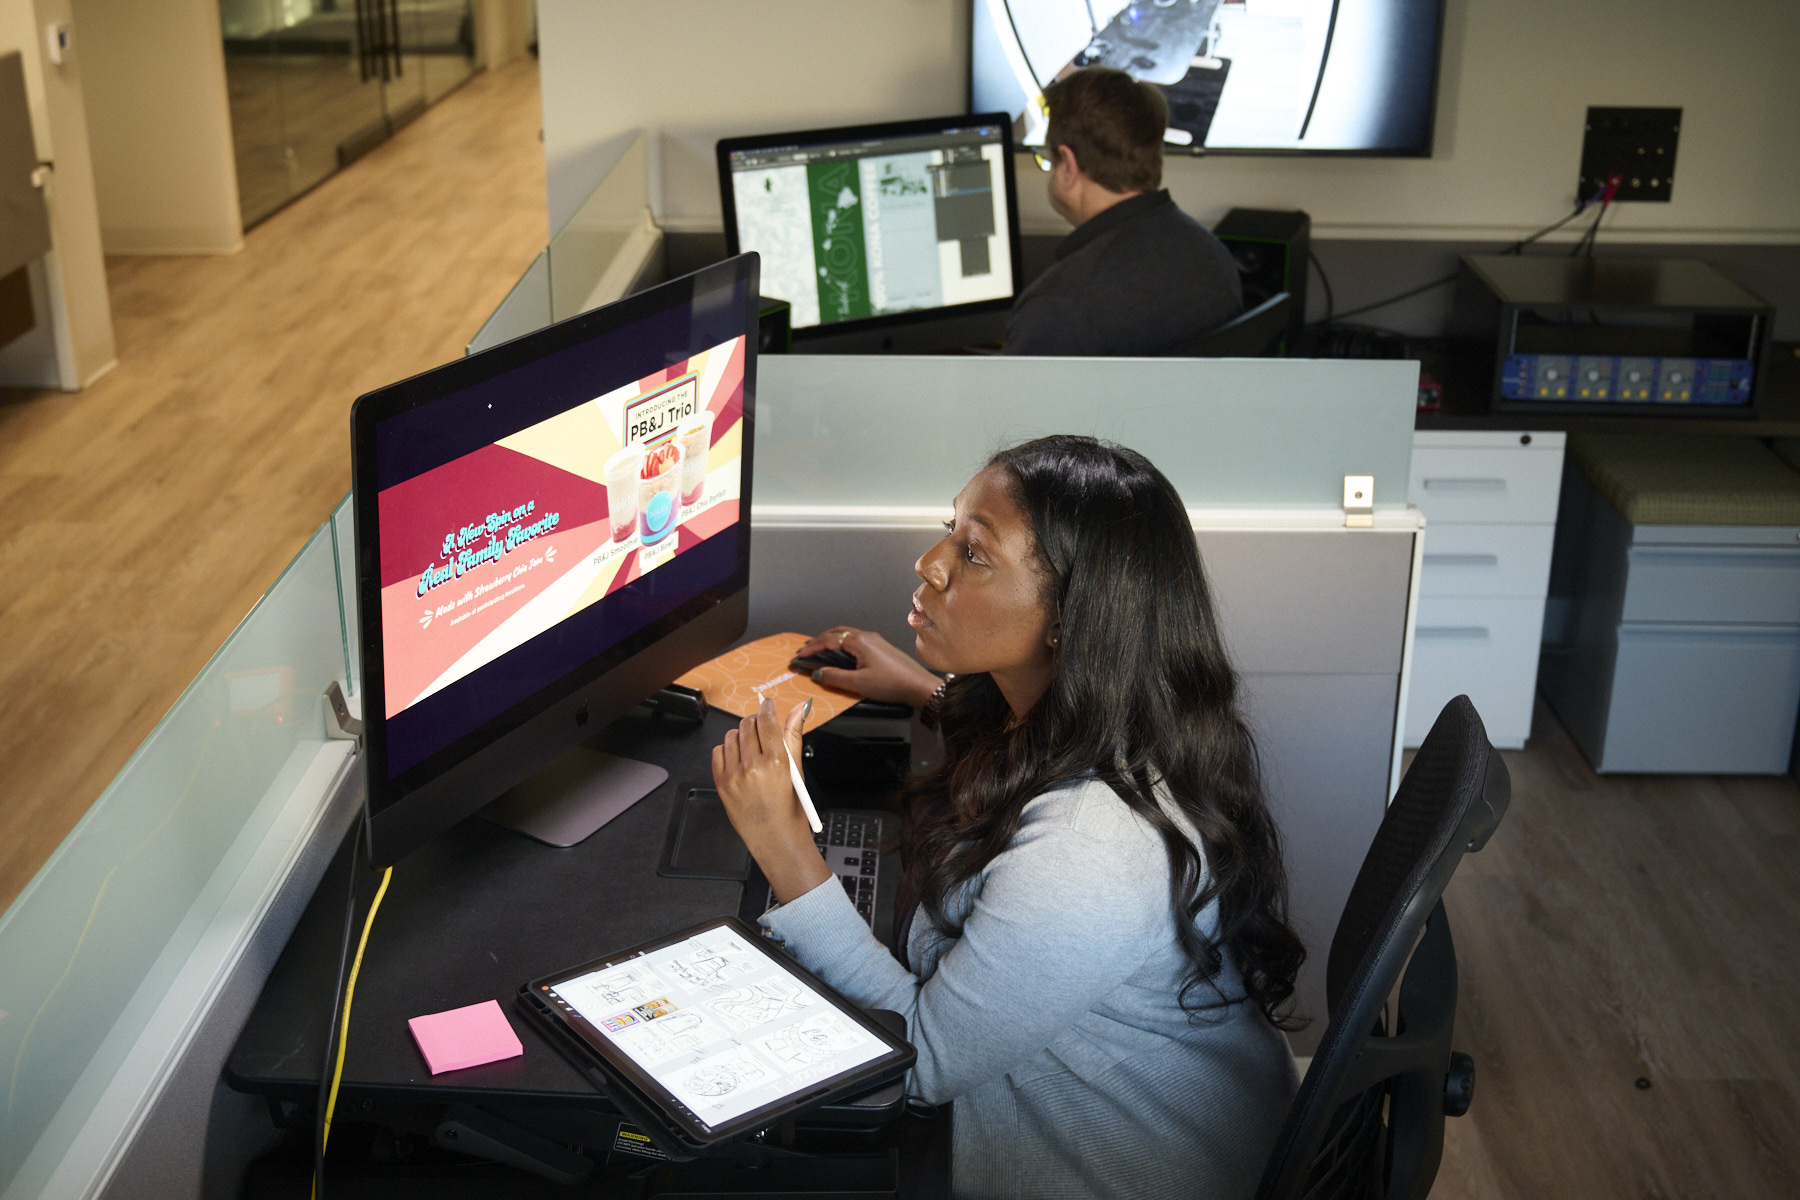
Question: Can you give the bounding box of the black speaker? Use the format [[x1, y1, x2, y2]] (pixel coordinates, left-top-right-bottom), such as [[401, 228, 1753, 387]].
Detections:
[[757, 296, 791, 354], [1213, 208, 1309, 352]]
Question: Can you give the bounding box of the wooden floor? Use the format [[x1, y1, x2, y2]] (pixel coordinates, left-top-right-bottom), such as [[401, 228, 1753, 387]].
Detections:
[[0, 57, 547, 913], [1433, 699, 1800, 1199], [3, 53, 1799, 1195]]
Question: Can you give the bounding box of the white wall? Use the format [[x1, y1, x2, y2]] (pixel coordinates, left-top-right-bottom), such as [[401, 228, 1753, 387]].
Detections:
[[539, 0, 1800, 243], [0, 0, 114, 388], [539, 0, 968, 234], [74, 0, 243, 254], [475, 0, 534, 73]]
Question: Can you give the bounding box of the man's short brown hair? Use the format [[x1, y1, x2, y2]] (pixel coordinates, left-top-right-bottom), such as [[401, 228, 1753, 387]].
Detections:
[[1042, 67, 1168, 193]]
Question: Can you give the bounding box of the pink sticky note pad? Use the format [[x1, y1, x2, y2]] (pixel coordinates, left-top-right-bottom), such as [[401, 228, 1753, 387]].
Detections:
[[408, 999, 523, 1075]]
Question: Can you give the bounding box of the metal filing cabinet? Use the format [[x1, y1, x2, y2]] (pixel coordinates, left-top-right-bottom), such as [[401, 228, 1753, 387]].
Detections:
[[1406, 430, 1566, 749], [1539, 443, 1800, 775]]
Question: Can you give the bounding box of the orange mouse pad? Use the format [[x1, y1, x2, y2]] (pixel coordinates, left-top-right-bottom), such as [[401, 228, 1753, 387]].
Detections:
[[675, 632, 859, 734]]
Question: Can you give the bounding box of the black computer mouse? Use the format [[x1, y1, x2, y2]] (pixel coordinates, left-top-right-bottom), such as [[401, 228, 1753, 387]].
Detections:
[[790, 648, 857, 673]]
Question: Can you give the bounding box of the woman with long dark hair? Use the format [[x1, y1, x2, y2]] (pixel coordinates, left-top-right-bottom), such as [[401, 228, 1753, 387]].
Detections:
[[713, 435, 1304, 1199]]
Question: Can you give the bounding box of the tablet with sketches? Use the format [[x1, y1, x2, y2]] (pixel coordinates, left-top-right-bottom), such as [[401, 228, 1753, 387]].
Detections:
[[517, 916, 913, 1155]]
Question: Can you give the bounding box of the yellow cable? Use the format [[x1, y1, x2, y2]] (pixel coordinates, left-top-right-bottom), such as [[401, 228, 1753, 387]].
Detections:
[[312, 864, 392, 1200]]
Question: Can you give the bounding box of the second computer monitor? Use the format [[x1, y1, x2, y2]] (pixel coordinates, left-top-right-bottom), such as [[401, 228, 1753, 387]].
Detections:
[[718, 114, 1022, 339]]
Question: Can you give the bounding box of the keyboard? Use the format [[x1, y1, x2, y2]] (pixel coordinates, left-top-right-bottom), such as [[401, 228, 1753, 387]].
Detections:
[[761, 811, 886, 928]]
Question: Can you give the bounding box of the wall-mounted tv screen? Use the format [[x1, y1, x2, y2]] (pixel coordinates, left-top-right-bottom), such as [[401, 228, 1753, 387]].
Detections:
[[972, 0, 1444, 156]]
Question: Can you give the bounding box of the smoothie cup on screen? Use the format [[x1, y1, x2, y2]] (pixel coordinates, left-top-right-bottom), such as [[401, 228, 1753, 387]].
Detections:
[[677, 411, 714, 506], [637, 439, 684, 546], [603, 444, 644, 543]]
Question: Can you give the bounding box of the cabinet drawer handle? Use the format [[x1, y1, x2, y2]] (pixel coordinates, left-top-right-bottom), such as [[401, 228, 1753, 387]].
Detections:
[[1422, 478, 1507, 492], [1416, 626, 1490, 640], [1423, 554, 1500, 568]]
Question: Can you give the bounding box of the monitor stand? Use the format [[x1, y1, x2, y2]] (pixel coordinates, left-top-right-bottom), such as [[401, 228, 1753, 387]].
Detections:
[[479, 746, 669, 848]]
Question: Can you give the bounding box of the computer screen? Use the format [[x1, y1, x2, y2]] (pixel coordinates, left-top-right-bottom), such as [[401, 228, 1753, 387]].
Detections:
[[973, 0, 1444, 155], [351, 257, 759, 863], [718, 115, 1021, 335]]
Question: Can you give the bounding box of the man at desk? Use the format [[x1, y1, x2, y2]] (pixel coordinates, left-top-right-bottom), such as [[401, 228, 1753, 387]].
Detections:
[[1003, 67, 1243, 357]]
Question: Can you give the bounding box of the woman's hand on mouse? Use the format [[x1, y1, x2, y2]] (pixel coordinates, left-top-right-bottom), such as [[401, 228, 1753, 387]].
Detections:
[[797, 627, 942, 708], [712, 698, 832, 905]]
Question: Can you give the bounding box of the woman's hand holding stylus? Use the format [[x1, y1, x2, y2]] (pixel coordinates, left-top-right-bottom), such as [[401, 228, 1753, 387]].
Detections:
[[712, 698, 833, 905], [797, 627, 942, 708]]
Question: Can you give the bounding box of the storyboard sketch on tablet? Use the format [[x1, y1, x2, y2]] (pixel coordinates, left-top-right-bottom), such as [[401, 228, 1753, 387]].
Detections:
[[547, 926, 891, 1126]]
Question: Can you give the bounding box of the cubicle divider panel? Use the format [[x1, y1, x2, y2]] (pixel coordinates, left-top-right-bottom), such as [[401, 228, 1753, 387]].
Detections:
[[1200, 529, 1414, 675], [749, 523, 1414, 676], [751, 353, 1422, 1052], [1202, 526, 1415, 1049], [1241, 668, 1401, 1043], [754, 355, 1418, 512], [0, 518, 360, 1200]]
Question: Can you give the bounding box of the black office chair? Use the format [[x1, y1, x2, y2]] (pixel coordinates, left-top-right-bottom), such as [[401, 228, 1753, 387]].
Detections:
[[1159, 291, 1291, 357], [1256, 695, 1511, 1200]]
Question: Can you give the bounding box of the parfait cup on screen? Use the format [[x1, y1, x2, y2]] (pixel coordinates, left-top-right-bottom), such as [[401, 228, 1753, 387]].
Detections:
[[677, 411, 714, 506], [604, 444, 645, 543], [637, 438, 685, 546]]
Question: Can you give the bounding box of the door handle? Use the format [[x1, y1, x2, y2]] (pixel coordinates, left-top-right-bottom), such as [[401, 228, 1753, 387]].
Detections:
[[387, 0, 404, 78], [1423, 554, 1500, 569], [355, 0, 372, 82], [1416, 626, 1490, 641]]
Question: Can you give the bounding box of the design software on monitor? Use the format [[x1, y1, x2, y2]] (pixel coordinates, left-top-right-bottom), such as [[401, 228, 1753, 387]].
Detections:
[[720, 118, 1018, 333]]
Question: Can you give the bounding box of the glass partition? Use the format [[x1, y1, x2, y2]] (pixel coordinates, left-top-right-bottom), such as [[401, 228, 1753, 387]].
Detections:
[[547, 130, 652, 321], [466, 249, 549, 356], [0, 517, 350, 1196], [332, 494, 360, 698], [468, 130, 655, 357], [753, 355, 1419, 511]]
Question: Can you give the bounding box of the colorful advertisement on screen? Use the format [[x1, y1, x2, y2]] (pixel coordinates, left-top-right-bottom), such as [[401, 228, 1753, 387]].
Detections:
[[376, 335, 746, 719]]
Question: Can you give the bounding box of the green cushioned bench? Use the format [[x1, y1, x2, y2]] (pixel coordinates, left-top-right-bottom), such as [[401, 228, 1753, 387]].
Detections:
[[1568, 434, 1800, 527]]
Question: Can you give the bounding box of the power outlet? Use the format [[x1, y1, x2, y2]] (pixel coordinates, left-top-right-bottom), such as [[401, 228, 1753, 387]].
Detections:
[[1578, 107, 1681, 202]]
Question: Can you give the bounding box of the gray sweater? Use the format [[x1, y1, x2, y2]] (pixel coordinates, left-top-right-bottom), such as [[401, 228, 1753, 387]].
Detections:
[[1001, 190, 1243, 356], [762, 778, 1296, 1199]]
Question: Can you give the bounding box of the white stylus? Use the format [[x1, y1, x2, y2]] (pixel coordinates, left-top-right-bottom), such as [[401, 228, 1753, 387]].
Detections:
[[788, 698, 823, 834]]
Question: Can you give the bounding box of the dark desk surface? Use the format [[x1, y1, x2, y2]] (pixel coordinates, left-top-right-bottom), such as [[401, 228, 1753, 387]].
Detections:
[[1415, 340, 1800, 437], [227, 709, 759, 1109]]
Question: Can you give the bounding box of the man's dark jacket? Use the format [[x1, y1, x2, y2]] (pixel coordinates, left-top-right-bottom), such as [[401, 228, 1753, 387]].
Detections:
[[1002, 190, 1243, 355]]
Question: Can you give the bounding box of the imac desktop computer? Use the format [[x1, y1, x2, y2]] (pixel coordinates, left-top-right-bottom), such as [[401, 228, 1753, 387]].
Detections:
[[717, 114, 1022, 344], [350, 255, 760, 866]]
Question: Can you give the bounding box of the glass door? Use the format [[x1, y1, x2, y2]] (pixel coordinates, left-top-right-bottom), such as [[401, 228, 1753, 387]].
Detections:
[[221, 0, 478, 227], [372, 0, 427, 128], [413, 0, 477, 104], [221, 0, 290, 226], [276, 0, 386, 196], [221, 0, 387, 225]]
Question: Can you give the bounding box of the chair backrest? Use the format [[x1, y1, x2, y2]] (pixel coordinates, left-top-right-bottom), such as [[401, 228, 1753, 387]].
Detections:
[[1158, 291, 1291, 358], [1256, 695, 1511, 1200]]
